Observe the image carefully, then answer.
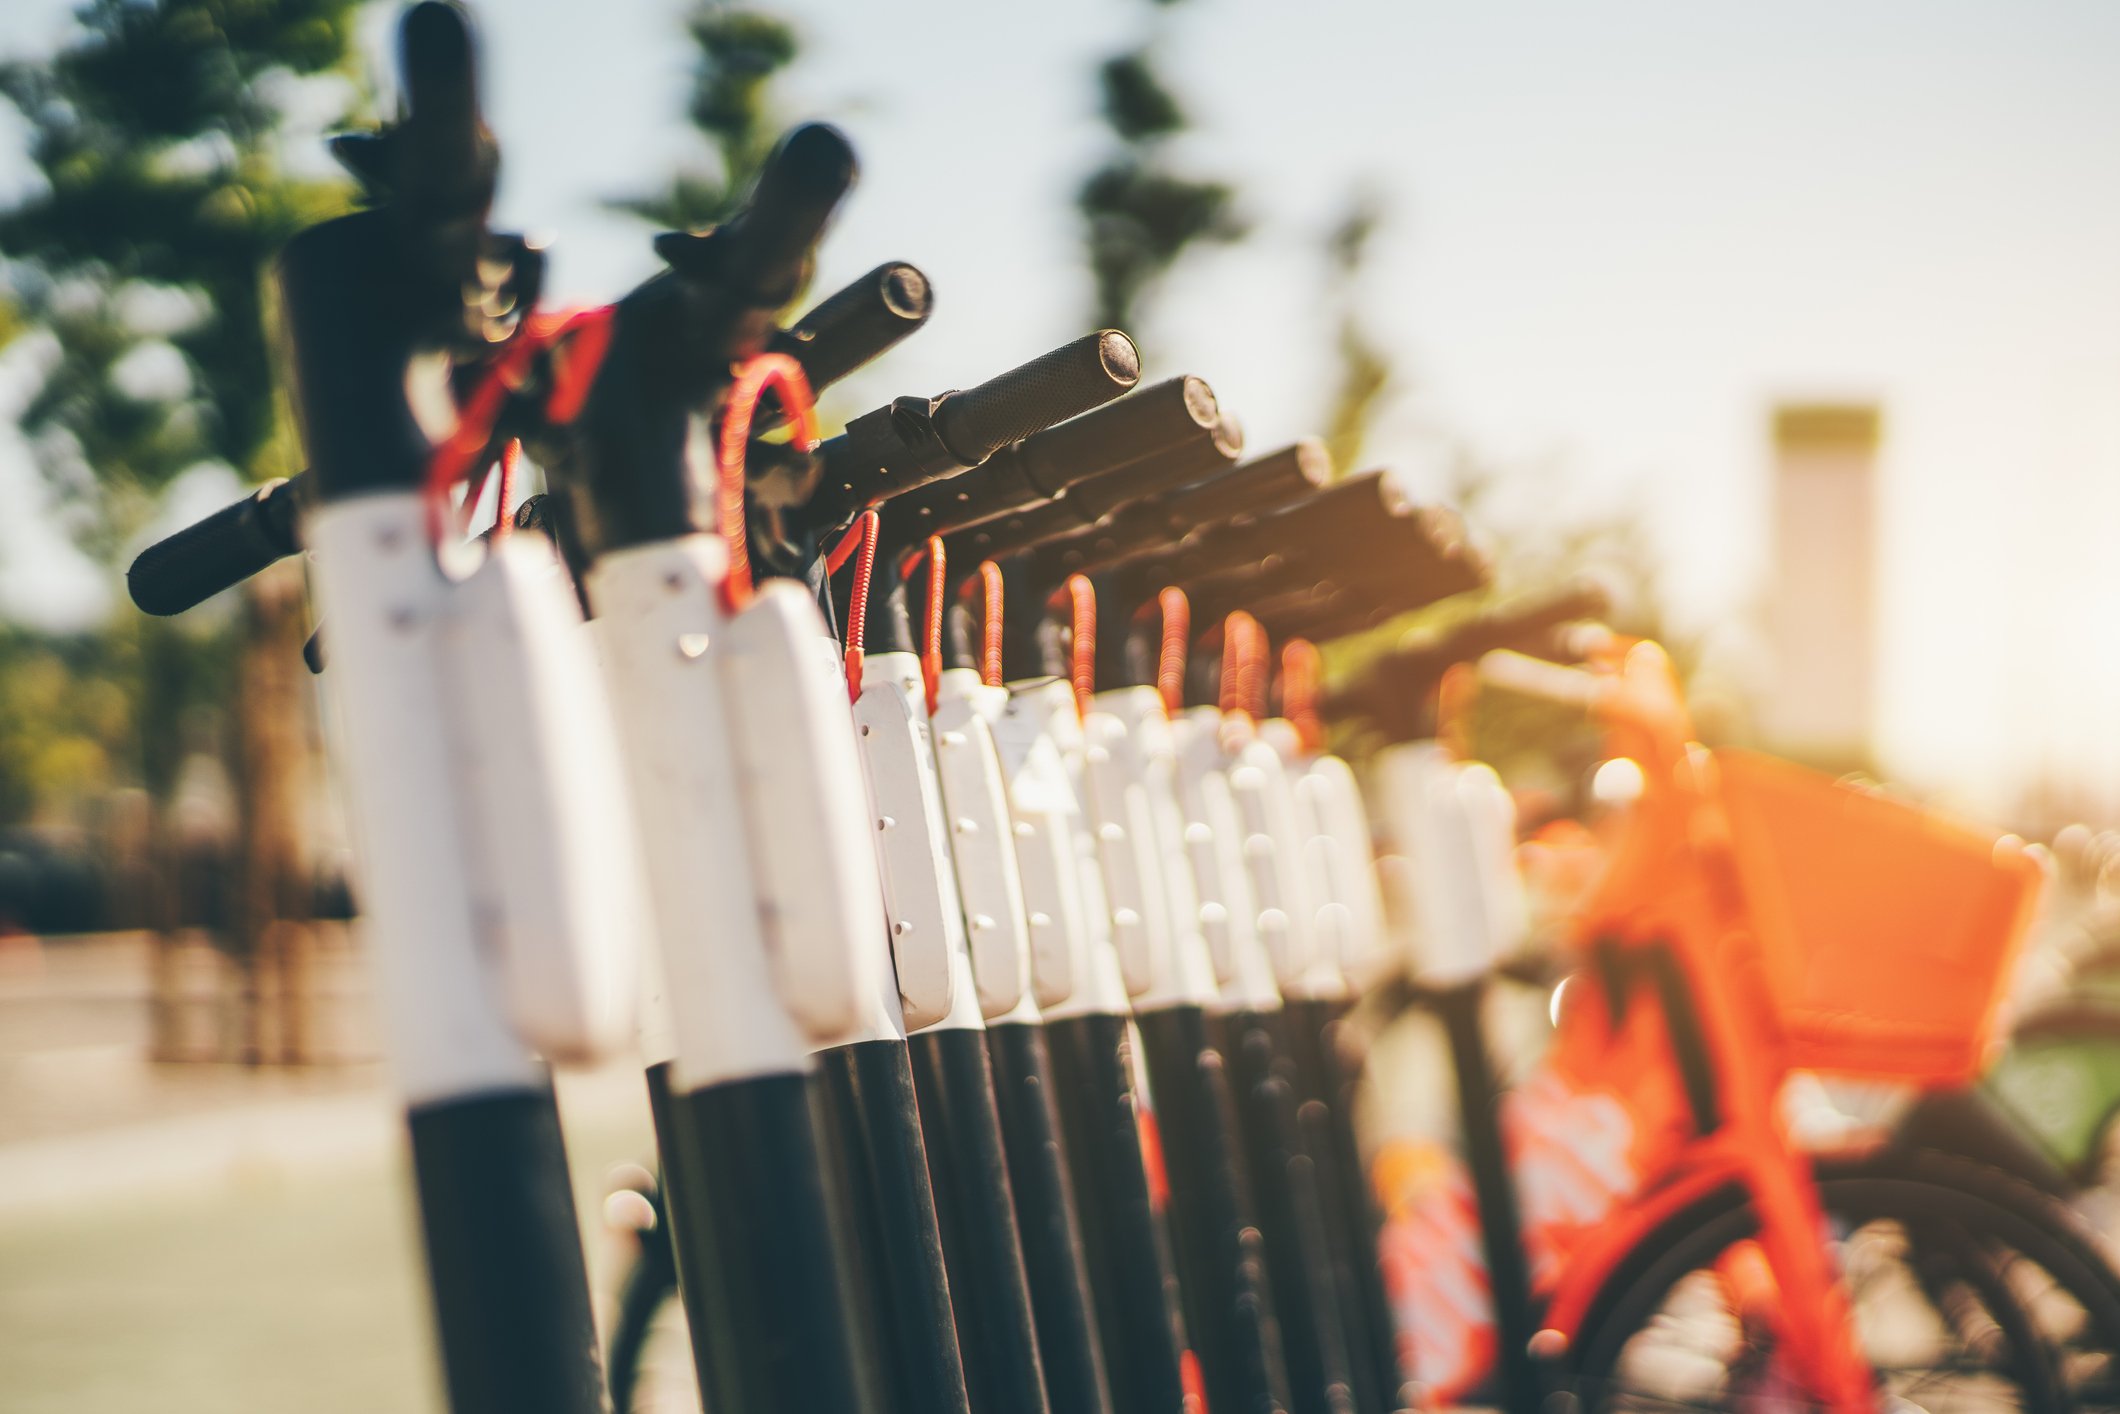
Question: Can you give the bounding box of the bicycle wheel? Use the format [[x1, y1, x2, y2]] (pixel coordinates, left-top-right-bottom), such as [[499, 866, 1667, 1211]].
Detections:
[[606, 1246, 705, 1414], [1563, 1148, 2120, 1411]]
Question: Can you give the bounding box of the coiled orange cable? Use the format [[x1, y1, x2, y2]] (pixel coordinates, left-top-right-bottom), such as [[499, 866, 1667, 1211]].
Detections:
[[828, 510, 880, 702], [714, 352, 821, 613], [1219, 610, 1268, 720], [921, 536, 946, 715], [979, 561, 1007, 687], [1066, 574, 1097, 719], [1156, 586, 1191, 715], [1281, 637, 1324, 750]]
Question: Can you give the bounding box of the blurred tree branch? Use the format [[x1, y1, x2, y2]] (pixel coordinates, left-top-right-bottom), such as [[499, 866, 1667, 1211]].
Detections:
[[607, 5, 801, 233]]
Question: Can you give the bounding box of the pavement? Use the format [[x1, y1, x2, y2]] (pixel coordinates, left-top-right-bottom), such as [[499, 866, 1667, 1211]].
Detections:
[[0, 933, 658, 1414]]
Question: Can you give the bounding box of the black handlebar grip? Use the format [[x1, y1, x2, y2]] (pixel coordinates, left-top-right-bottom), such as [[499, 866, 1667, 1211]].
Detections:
[[1018, 374, 1218, 500], [991, 429, 1279, 582], [128, 476, 306, 616], [1162, 439, 1332, 529], [931, 330, 1139, 467], [721, 123, 859, 308], [1057, 408, 1249, 528], [393, 3, 494, 223], [891, 375, 1220, 546], [768, 261, 933, 396]]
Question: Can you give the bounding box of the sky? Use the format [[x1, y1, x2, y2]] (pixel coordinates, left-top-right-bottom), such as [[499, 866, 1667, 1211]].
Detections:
[[2, 0, 2118, 820]]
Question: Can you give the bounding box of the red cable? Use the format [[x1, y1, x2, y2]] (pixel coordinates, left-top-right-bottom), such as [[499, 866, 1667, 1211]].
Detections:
[[490, 439, 520, 541], [921, 536, 946, 716], [1220, 611, 1267, 720], [715, 351, 821, 614], [1243, 615, 1271, 719], [1281, 637, 1324, 750], [979, 560, 1006, 688], [1066, 574, 1097, 720], [1156, 586, 1190, 715], [832, 510, 880, 702], [423, 306, 615, 546]]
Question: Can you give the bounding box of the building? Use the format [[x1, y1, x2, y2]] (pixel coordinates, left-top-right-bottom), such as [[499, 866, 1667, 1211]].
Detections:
[[1763, 402, 1880, 772]]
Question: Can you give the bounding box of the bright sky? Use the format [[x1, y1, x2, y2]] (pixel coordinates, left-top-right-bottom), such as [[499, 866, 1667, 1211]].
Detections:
[[2, 0, 2117, 820]]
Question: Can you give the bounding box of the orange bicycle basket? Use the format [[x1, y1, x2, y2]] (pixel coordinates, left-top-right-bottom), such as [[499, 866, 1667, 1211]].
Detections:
[[1712, 749, 2045, 1086]]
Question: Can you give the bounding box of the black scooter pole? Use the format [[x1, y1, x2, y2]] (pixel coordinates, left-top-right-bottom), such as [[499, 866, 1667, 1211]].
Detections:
[[806, 332, 1141, 1414], [935, 598, 1118, 1414], [986, 603, 1195, 1414], [1278, 997, 1405, 1414], [542, 112, 888, 1412], [859, 554, 1051, 1414], [274, 10, 601, 1412]]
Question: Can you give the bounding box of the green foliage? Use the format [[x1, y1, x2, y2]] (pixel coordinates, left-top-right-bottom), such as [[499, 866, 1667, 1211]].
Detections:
[[1320, 191, 1391, 474], [0, 625, 140, 823], [0, 0, 363, 823], [0, 0, 364, 560], [610, 5, 800, 232], [1078, 22, 1247, 335]]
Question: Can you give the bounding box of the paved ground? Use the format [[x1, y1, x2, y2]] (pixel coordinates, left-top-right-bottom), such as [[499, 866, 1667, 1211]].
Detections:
[[0, 933, 657, 1414]]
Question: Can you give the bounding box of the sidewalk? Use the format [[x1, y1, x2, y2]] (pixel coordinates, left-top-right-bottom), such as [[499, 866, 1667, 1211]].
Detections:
[[0, 933, 656, 1414]]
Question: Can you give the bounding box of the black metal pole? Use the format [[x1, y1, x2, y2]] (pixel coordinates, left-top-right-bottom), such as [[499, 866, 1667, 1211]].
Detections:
[[1044, 1010, 1197, 1414], [1280, 996, 1405, 1414], [987, 1017, 1119, 1414], [1220, 1007, 1361, 1414], [1133, 1004, 1294, 1414], [1435, 980, 1541, 1414], [815, 1035, 976, 1414]]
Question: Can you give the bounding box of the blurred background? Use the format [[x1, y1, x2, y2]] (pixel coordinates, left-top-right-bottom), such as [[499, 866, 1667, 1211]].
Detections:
[[0, 1, 2115, 1409]]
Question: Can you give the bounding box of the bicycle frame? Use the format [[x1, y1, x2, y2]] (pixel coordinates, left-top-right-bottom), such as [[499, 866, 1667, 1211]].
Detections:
[[1470, 640, 1881, 1411]]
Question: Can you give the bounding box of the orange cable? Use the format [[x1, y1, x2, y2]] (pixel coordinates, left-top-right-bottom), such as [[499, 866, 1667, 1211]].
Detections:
[[1281, 637, 1324, 750], [979, 560, 1006, 687], [1066, 574, 1097, 719], [714, 352, 820, 613], [1156, 586, 1191, 715]]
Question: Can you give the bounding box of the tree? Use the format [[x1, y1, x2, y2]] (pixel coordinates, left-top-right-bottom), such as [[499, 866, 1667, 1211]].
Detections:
[[0, 0, 365, 561], [0, 3, 364, 1058], [609, 4, 801, 233], [1319, 189, 1392, 475], [1077, 13, 1247, 335]]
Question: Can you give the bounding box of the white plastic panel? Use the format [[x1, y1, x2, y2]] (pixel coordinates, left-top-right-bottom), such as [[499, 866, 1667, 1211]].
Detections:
[[1095, 687, 1218, 1010], [852, 652, 965, 1031], [994, 679, 1130, 1021], [440, 534, 646, 1063], [1372, 742, 1527, 988], [1226, 724, 1325, 997], [307, 494, 541, 1106], [586, 538, 809, 1091], [1298, 753, 1393, 988], [1081, 707, 1169, 1001], [1170, 706, 1279, 1013], [933, 669, 1037, 1021], [717, 585, 898, 1047]]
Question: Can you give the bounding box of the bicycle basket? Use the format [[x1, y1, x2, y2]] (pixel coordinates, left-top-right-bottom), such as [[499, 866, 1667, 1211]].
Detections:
[[1713, 749, 2045, 1085]]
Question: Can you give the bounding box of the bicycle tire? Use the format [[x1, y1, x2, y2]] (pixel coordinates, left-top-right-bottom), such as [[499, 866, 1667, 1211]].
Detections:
[[1563, 1147, 2120, 1411]]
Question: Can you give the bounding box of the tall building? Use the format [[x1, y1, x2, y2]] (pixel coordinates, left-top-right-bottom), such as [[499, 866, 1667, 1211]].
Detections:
[[1763, 403, 1880, 771]]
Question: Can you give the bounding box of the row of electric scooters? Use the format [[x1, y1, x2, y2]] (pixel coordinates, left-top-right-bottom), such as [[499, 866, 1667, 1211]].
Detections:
[[133, 6, 2114, 1414]]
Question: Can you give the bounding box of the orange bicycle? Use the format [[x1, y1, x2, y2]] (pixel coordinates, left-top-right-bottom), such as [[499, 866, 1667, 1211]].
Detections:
[[1372, 632, 2120, 1412]]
